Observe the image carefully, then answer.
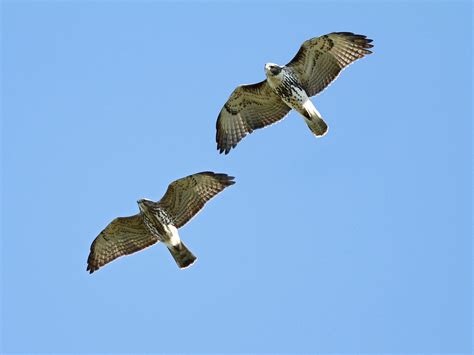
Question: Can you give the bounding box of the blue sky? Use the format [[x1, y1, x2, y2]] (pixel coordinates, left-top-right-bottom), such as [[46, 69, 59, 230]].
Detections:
[[1, 1, 472, 353]]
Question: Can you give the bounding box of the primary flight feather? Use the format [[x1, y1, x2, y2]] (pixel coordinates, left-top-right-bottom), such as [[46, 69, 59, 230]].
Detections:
[[216, 32, 373, 154]]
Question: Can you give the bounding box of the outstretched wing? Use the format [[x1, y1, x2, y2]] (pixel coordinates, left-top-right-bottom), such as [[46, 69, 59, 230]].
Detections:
[[157, 172, 235, 228], [216, 80, 291, 154], [87, 214, 157, 273], [287, 32, 373, 97]]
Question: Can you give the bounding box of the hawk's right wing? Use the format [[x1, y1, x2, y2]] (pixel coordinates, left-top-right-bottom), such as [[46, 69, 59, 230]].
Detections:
[[157, 172, 235, 228], [87, 214, 157, 273], [216, 80, 291, 154], [286, 32, 373, 97]]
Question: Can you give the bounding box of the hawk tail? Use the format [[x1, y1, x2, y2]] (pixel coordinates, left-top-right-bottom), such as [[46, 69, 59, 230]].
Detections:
[[305, 116, 328, 137], [302, 100, 328, 137], [167, 242, 197, 269]]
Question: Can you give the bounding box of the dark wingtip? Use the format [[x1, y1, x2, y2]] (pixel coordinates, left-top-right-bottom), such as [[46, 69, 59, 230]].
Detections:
[[333, 31, 374, 47], [226, 176, 236, 186], [198, 172, 235, 184], [216, 141, 231, 155], [210, 172, 236, 187], [86, 255, 98, 274], [217, 143, 232, 155]]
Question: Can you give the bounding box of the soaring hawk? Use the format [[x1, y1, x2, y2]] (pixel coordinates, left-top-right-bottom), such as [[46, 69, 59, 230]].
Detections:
[[87, 172, 235, 273], [216, 32, 373, 154]]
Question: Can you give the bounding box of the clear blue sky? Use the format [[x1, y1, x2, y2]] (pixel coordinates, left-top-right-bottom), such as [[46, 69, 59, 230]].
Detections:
[[1, 1, 472, 353]]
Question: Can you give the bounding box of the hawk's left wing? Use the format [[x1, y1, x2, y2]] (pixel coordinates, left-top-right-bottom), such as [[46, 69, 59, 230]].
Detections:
[[216, 80, 291, 154], [287, 32, 373, 97], [157, 172, 235, 228], [87, 214, 157, 273]]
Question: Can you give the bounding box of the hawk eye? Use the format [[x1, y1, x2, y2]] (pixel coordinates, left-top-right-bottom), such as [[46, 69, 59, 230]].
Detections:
[[270, 66, 280, 75]]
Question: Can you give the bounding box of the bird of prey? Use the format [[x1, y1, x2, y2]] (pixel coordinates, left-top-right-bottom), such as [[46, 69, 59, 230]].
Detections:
[[87, 172, 235, 273], [216, 32, 373, 154]]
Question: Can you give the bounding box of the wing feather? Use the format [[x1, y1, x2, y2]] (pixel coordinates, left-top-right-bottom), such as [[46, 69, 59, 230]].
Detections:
[[87, 214, 157, 273], [216, 81, 291, 154], [157, 172, 235, 228], [287, 32, 373, 97]]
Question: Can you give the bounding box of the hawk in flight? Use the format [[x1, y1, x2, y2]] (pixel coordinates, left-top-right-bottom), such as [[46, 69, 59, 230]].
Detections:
[[216, 32, 373, 154], [87, 172, 235, 273]]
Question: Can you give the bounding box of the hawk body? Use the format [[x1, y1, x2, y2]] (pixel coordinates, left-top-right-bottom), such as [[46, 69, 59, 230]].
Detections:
[[138, 200, 193, 268], [216, 32, 373, 154], [87, 172, 235, 273], [266, 65, 318, 121], [138, 200, 173, 239]]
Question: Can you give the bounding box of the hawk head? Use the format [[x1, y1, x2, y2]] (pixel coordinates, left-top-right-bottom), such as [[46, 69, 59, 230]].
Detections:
[[137, 198, 154, 213], [265, 63, 282, 76]]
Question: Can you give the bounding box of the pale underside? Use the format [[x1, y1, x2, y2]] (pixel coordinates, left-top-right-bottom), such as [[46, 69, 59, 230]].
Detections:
[[87, 172, 235, 273], [216, 32, 373, 154]]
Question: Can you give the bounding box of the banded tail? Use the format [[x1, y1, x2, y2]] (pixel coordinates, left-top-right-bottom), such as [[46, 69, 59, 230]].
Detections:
[[167, 242, 197, 269], [302, 100, 328, 137]]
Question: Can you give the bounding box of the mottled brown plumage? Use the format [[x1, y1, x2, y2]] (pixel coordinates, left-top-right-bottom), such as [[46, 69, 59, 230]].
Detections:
[[286, 32, 373, 96], [216, 81, 291, 154], [216, 32, 373, 154], [87, 172, 235, 273], [157, 172, 235, 228]]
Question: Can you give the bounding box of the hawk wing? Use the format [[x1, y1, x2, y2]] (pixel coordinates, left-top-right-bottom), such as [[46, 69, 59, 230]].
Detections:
[[216, 80, 291, 154], [87, 214, 157, 273], [286, 32, 373, 97], [157, 172, 235, 228]]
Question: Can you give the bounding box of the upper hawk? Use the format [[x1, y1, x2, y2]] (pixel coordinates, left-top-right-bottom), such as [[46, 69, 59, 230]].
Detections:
[[216, 32, 373, 154], [87, 172, 235, 273]]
